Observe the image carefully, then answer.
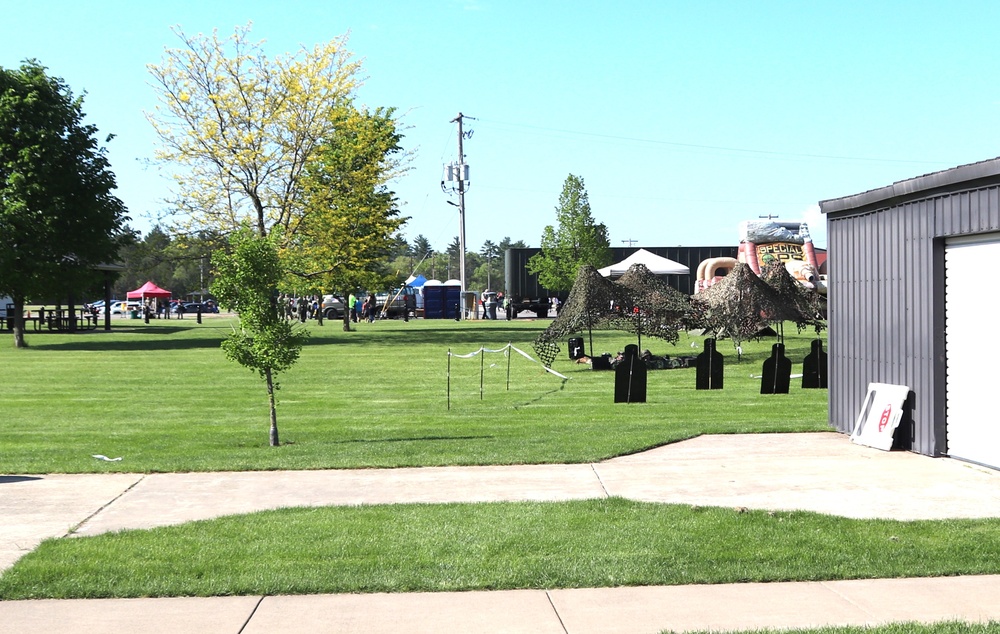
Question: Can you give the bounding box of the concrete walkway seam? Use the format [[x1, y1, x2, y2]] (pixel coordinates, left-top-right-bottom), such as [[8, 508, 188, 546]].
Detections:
[[65, 474, 146, 538], [546, 590, 571, 634]]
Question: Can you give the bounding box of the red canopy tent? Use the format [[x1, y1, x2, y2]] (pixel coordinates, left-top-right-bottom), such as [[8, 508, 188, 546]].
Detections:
[[126, 281, 172, 300]]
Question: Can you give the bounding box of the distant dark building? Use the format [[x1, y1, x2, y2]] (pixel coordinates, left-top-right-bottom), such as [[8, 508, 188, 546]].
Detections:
[[820, 157, 1000, 470], [505, 246, 738, 301]]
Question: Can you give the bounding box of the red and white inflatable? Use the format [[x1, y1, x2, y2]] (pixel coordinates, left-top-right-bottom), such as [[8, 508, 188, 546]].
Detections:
[[696, 220, 825, 294]]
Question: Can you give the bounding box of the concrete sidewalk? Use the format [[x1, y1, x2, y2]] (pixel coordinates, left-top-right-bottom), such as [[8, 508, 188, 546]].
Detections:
[[3, 432, 1000, 633], [3, 576, 1000, 633]]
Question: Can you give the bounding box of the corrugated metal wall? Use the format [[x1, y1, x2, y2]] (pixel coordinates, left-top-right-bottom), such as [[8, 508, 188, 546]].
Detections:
[[824, 168, 1000, 457]]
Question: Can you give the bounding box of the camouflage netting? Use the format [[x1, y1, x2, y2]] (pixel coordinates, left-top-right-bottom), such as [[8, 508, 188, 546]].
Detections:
[[532, 263, 694, 367], [609, 263, 693, 344], [759, 260, 827, 335], [689, 262, 792, 348], [533, 265, 617, 366]]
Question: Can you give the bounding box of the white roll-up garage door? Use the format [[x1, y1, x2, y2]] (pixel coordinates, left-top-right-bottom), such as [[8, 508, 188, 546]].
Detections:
[[945, 233, 1000, 469]]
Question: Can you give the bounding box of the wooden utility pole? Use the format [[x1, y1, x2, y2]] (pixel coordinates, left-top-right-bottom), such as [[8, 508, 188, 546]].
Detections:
[[452, 113, 468, 312]]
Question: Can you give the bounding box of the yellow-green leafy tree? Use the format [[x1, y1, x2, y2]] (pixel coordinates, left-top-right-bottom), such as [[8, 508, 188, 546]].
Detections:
[[146, 23, 360, 241], [287, 105, 408, 331], [528, 174, 611, 292]]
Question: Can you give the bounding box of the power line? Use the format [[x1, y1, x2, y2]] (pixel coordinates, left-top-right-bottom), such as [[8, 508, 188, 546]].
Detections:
[[475, 118, 948, 166]]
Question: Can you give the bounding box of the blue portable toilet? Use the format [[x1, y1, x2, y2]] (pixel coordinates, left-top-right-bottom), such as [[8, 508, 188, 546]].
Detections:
[[422, 280, 461, 319]]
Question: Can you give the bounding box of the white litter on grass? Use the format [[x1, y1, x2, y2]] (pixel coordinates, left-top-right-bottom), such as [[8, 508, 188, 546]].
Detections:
[[92, 454, 122, 462]]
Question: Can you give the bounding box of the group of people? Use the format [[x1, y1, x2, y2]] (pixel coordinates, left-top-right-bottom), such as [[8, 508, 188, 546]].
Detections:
[[347, 293, 378, 323], [272, 292, 385, 324], [479, 291, 514, 320], [277, 294, 321, 323]]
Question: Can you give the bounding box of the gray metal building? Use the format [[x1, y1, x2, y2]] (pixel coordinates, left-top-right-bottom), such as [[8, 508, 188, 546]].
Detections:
[[820, 157, 1000, 469]]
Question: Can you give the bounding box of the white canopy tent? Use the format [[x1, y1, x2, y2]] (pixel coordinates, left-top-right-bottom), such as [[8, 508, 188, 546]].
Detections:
[[598, 249, 689, 278]]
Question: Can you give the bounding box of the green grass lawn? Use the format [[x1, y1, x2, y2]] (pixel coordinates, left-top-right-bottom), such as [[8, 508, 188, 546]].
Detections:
[[0, 317, 829, 473], [2, 318, 997, 606], [3, 498, 1000, 599]]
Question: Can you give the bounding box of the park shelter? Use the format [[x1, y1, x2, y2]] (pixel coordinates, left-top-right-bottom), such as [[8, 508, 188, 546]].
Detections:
[[820, 157, 1000, 470], [597, 249, 689, 278]]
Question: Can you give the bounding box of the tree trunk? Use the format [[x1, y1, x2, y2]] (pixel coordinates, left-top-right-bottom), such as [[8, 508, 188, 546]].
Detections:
[[342, 290, 352, 332], [265, 367, 279, 446], [12, 297, 27, 349]]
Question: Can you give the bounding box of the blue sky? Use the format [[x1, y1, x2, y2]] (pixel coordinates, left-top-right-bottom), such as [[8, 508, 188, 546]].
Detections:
[[4, 1, 1000, 253]]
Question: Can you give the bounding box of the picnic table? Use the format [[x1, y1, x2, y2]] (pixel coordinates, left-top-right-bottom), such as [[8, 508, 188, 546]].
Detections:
[[2, 307, 99, 332], [37, 308, 98, 331]]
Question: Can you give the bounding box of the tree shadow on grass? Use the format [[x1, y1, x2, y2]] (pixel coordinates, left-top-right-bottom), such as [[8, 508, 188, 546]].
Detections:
[[0, 476, 43, 484], [29, 327, 225, 351], [307, 325, 544, 348], [330, 435, 495, 445], [23, 319, 557, 352]]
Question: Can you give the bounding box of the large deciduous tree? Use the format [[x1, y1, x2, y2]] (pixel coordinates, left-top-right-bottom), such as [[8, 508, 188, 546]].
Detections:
[[211, 229, 307, 446], [288, 105, 408, 330], [527, 174, 611, 292], [146, 23, 361, 241], [0, 61, 129, 348]]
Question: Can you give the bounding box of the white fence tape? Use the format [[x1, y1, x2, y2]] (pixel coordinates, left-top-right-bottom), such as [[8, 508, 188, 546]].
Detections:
[[448, 344, 569, 380]]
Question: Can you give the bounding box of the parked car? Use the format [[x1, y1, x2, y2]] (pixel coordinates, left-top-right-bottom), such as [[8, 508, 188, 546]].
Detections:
[[173, 302, 217, 314], [109, 301, 140, 315], [321, 294, 347, 319], [170, 300, 219, 313]]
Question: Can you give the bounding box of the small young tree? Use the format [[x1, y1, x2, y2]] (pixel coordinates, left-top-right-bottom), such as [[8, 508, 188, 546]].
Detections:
[[211, 229, 308, 446]]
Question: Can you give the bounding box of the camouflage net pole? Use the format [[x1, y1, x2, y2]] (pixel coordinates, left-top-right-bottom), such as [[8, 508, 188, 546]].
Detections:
[[532, 265, 618, 367], [610, 263, 693, 349]]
